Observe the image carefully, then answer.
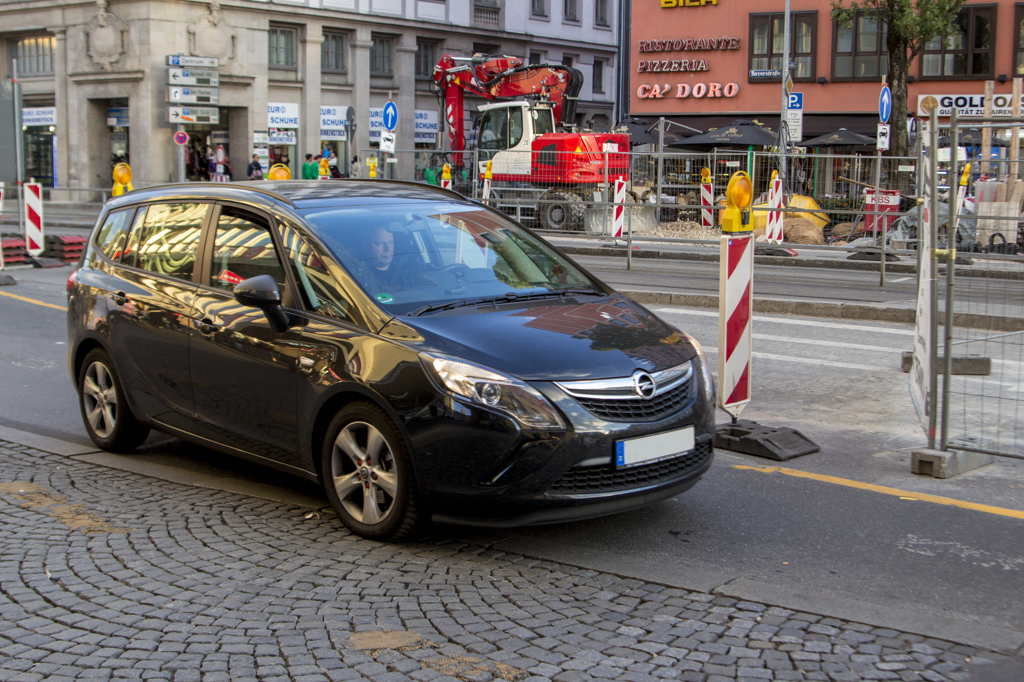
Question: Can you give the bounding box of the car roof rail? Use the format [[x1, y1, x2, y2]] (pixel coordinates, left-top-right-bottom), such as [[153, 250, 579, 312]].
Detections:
[[116, 183, 295, 207]]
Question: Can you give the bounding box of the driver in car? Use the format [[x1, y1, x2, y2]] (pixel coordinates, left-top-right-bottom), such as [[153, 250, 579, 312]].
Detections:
[[360, 225, 431, 291]]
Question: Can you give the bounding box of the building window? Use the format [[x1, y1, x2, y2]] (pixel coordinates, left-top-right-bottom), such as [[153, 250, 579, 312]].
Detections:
[[593, 59, 604, 92], [322, 32, 346, 73], [833, 11, 887, 80], [532, 0, 547, 17], [269, 26, 297, 68], [1016, 5, 1024, 76], [416, 41, 437, 79], [529, 51, 545, 65], [921, 6, 994, 79], [595, 0, 610, 27], [564, 0, 579, 22], [370, 36, 393, 75], [11, 36, 55, 75], [474, 43, 500, 56], [749, 12, 817, 81], [562, 54, 575, 69]]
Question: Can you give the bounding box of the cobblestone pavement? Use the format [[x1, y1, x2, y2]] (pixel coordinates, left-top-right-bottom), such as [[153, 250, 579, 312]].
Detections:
[[0, 440, 1009, 682]]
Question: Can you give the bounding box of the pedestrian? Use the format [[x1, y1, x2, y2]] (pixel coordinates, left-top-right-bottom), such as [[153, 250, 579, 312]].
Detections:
[[247, 154, 264, 180], [350, 156, 361, 179], [302, 153, 316, 179]]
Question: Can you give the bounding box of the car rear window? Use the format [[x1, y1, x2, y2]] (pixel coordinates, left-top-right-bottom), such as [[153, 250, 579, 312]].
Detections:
[[123, 203, 207, 281], [94, 209, 134, 260]]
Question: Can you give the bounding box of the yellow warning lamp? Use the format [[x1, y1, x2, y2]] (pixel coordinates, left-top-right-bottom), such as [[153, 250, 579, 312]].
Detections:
[[368, 156, 378, 179], [442, 163, 451, 182], [267, 164, 291, 180], [111, 163, 133, 196], [959, 163, 971, 187], [721, 171, 753, 234], [483, 160, 493, 180], [771, 169, 778, 182], [701, 167, 710, 183]]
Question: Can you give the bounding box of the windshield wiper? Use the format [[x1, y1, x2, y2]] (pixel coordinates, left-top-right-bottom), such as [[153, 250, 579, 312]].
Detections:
[[407, 289, 604, 317]]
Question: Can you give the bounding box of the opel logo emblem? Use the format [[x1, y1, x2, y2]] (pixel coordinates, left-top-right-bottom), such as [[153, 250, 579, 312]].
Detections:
[[632, 371, 656, 399]]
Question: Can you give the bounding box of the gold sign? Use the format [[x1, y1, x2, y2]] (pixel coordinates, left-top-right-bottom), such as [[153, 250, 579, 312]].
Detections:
[[662, 0, 718, 6]]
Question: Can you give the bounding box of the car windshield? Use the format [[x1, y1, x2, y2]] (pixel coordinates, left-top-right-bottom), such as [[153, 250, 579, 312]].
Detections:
[[299, 203, 601, 315]]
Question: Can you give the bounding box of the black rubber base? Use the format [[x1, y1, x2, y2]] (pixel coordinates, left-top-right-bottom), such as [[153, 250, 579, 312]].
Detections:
[[29, 257, 67, 269], [755, 246, 798, 257], [846, 250, 900, 262], [715, 419, 820, 461], [0, 273, 16, 286]]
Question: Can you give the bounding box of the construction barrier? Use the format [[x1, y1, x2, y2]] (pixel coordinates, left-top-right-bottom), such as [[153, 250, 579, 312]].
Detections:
[[1, 234, 28, 265], [43, 235, 86, 264], [718, 173, 754, 418], [765, 171, 784, 244], [612, 178, 627, 238], [481, 160, 492, 205], [700, 168, 714, 230], [23, 183, 43, 257]]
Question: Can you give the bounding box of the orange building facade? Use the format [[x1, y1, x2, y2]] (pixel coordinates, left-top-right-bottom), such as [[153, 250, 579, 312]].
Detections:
[[626, 0, 1023, 137]]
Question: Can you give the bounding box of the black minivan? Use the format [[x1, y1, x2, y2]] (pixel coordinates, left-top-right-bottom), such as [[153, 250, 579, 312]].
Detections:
[[67, 181, 716, 539]]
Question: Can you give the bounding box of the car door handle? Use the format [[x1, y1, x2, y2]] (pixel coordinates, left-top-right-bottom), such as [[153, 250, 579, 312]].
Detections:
[[112, 291, 127, 306], [197, 318, 220, 336]]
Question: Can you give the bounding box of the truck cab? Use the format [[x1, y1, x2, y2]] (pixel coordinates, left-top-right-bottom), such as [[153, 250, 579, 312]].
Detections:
[[476, 101, 555, 177]]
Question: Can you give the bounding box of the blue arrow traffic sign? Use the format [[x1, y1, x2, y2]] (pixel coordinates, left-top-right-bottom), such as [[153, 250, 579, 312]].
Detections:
[[382, 101, 398, 132], [879, 86, 892, 124]]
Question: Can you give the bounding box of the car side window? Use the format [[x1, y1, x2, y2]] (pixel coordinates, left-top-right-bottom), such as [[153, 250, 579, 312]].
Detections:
[[94, 209, 134, 260], [279, 224, 355, 323], [208, 206, 287, 294], [123, 203, 206, 281]]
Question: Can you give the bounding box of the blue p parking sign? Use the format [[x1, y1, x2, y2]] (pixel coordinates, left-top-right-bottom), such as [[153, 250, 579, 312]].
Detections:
[[382, 101, 398, 132]]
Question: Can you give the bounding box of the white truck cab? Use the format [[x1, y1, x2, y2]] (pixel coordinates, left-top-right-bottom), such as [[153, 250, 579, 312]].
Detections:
[[475, 101, 556, 177]]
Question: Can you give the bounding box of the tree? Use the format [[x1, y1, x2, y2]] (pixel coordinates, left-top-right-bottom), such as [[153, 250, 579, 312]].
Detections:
[[831, 0, 967, 157]]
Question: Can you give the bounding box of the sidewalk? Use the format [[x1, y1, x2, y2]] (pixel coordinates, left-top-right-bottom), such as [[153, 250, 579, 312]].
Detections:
[[0, 437, 1016, 682]]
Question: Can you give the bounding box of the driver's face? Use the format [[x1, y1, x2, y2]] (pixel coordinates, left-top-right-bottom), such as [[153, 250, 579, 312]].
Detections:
[[368, 229, 394, 269]]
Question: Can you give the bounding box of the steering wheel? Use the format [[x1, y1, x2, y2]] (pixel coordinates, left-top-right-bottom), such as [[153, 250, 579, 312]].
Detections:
[[442, 263, 469, 277]]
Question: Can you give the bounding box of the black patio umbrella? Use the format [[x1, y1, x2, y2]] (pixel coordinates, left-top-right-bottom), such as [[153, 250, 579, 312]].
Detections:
[[937, 129, 1009, 148], [798, 128, 875, 147], [613, 118, 694, 147], [666, 119, 778, 148]]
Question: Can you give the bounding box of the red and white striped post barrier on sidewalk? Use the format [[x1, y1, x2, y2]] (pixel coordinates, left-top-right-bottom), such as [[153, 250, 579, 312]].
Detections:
[[23, 182, 44, 258], [714, 171, 819, 460], [441, 163, 452, 191], [612, 178, 627, 238], [481, 160, 493, 205], [765, 170, 784, 244], [700, 167, 714, 230]]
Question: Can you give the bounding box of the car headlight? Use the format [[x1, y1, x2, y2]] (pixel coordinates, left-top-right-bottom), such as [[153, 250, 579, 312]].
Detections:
[[420, 353, 566, 430], [680, 330, 715, 407]]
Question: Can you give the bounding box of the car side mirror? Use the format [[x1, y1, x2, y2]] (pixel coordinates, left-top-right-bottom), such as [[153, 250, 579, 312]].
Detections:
[[234, 275, 293, 333]]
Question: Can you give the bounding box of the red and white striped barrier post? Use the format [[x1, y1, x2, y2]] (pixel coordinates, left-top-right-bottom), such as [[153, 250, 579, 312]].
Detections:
[[612, 178, 627, 238], [481, 160, 493, 205], [765, 170, 784, 244], [441, 163, 452, 191], [0, 183, 5, 272], [23, 182, 44, 258], [700, 168, 714, 230], [718, 172, 753, 418]]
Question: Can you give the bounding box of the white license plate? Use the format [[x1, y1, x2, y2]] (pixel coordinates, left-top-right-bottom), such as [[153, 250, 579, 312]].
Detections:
[[615, 426, 695, 468]]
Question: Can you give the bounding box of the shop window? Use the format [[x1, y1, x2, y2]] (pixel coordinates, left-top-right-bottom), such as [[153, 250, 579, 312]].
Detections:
[[11, 36, 55, 76], [531, 0, 547, 18], [322, 31, 346, 73], [371, 36, 393, 75], [593, 59, 604, 93], [595, 0, 610, 27], [564, 0, 579, 23], [833, 11, 887, 81], [921, 6, 994, 79], [269, 26, 297, 68], [1016, 5, 1024, 76], [416, 41, 437, 79], [748, 12, 817, 81]]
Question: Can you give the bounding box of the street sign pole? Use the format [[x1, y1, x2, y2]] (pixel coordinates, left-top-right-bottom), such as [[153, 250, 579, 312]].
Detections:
[[779, 0, 791, 187], [12, 59, 25, 238], [877, 77, 890, 287], [177, 125, 186, 182]]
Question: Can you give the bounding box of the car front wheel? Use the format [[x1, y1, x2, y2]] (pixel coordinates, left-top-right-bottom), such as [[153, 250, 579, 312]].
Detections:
[[321, 403, 420, 540], [77, 348, 149, 452]]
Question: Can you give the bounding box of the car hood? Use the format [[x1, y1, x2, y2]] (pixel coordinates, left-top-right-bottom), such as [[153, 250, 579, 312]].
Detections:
[[384, 294, 698, 381]]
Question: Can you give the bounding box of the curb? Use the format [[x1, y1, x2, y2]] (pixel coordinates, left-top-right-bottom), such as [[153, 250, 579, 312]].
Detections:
[[620, 289, 1024, 332], [561, 244, 1024, 281]]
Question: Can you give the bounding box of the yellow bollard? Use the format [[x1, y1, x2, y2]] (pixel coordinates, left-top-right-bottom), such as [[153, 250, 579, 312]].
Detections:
[[368, 157, 378, 179], [267, 164, 291, 180], [112, 163, 133, 196], [721, 171, 753, 234]]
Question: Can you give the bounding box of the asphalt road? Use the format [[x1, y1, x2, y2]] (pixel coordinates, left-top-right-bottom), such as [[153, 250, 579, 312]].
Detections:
[[1, 264, 1022, 655]]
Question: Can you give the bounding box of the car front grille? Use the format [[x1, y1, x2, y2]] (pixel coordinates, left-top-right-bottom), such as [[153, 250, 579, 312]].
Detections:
[[548, 439, 713, 495], [574, 380, 691, 422]]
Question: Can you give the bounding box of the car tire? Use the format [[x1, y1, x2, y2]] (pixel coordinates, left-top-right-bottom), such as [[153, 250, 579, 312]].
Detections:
[[321, 402, 420, 540], [77, 348, 149, 452]]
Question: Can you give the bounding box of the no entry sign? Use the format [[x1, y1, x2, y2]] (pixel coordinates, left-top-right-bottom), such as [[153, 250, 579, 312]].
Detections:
[[174, 131, 188, 146]]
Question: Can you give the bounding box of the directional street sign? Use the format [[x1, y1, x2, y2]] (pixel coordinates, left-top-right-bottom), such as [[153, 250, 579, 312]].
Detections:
[[166, 55, 219, 68], [879, 85, 892, 123], [168, 68, 219, 86], [169, 87, 219, 104], [169, 107, 219, 124], [382, 100, 398, 132], [174, 131, 189, 146]]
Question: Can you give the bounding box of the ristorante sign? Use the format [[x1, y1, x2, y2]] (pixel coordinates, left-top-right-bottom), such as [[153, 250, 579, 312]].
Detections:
[[635, 36, 741, 99]]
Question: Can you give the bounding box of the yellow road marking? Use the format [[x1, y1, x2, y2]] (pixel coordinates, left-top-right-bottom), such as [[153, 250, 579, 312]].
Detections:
[[733, 465, 1024, 521], [0, 290, 67, 311]]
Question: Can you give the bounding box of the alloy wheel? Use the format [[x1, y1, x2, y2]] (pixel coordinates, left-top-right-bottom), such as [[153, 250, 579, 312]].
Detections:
[[331, 421, 399, 525], [83, 361, 118, 439]]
